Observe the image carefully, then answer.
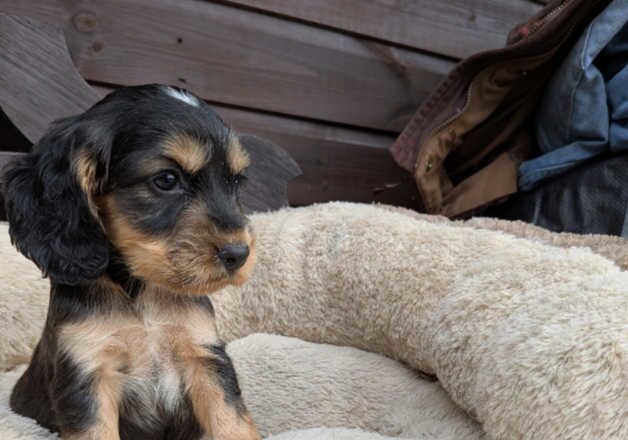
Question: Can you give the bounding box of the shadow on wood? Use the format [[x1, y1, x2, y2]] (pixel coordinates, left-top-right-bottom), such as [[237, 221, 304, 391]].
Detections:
[[0, 13, 301, 213]]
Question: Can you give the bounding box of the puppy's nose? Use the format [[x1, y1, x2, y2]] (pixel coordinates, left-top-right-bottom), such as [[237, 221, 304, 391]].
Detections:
[[217, 244, 249, 272]]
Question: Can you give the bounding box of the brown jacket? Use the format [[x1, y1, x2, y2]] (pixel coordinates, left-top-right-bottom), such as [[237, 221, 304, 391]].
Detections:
[[390, 0, 611, 217]]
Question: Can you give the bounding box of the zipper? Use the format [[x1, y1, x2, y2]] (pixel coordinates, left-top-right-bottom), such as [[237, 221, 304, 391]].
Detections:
[[417, 73, 477, 173], [416, 0, 574, 173], [525, 0, 571, 37]]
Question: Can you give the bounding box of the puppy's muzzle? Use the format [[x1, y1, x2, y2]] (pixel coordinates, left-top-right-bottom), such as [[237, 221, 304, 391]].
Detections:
[[217, 243, 249, 273]]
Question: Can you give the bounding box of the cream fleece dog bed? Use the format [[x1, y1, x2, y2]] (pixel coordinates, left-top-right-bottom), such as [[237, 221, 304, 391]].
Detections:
[[1, 203, 626, 439]]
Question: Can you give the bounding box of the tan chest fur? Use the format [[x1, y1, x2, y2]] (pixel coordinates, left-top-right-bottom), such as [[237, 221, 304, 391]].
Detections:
[[58, 288, 220, 426]]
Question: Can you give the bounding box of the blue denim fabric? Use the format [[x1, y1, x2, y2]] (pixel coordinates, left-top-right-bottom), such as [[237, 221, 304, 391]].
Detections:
[[518, 0, 628, 191]]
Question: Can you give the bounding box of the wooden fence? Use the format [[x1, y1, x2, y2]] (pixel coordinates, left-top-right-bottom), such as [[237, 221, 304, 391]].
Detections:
[[0, 0, 542, 208]]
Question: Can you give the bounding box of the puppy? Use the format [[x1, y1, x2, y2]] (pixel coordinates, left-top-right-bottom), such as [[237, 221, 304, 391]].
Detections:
[[3, 85, 260, 440]]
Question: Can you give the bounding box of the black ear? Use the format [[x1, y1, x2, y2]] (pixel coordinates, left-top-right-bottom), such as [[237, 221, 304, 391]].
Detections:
[[2, 116, 111, 285]]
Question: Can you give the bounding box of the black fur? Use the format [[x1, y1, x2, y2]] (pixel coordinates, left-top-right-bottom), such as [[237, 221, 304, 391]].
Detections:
[[51, 355, 98, 434], [11, 283, 224, 438], [4, 85, 257, 440], [10, 283, 106, 433], [106, 247, 145, 299], [9, 342, 56, 430], [3, 116, 110, 285], [119, 394, 204, 440], [99, 85, 245, 236], [3, 84, 247, 286], [206, 343, 247, 415]]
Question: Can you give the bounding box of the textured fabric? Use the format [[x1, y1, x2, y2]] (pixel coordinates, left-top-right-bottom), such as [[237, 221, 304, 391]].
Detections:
[[229, 335, 481, 439], [0, 335, 482, 440], [390, 0, 612, 216], [489, 153, 628, 237], [212, 204, 628, 440], [1, 204, 627, 439], [3, 210, 626, 371], [519, 0, 628, 190], [0, 229, 49, 370]]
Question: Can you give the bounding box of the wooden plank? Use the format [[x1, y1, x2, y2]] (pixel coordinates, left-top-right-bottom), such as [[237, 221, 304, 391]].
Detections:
[[214, 105, 420, 208], [0, 0, 454, 132], [0, 8, 420, 212], [221, 0, 542, 59], [0, 13, 101, 143], [0, 14, 300, 212]]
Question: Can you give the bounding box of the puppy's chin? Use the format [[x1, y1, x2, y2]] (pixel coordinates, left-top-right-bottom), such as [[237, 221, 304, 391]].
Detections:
[[166, 274, 249, 297], [177, 279, 232, 296], [165, 245, 256, 297]]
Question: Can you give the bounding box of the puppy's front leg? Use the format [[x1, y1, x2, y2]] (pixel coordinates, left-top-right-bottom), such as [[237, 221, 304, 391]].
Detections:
[[53, 356, 122, 440], [187, 343, 260, 440], [56, 322, 126, 440]]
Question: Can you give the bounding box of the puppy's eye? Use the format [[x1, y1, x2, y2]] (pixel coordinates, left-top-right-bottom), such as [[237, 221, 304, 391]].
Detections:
[[152, 170, 180, 191]]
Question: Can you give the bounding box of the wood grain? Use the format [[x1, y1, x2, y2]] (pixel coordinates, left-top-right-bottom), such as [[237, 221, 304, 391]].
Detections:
[[0, 13, 101, 143], [0, 7, 421, 211], [221, 0, 541, 59], [215, 104, 420, 207], [0, 0, 454, 132], [0, 13, 300, 212]]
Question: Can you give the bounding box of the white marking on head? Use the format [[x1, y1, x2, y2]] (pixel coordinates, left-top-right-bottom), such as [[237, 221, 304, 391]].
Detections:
[[164, 86, 199, 107]]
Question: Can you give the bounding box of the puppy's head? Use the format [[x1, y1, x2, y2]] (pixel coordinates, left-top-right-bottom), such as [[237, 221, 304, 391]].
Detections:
[[3, 85, 255, 294]]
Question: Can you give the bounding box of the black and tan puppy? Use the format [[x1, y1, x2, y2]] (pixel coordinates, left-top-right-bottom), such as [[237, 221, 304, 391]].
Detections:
[[3, 85, 260, 440]]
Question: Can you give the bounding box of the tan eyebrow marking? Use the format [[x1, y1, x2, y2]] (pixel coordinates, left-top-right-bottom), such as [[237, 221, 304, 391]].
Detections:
[[226, 136, 250, 175], [162, 134, 211, 174], [73, 151, 98, 195], [72, 150, 102, 220]]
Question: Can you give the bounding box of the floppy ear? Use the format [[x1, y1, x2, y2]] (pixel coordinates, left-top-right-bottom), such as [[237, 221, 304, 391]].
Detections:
[[2, 116, 111, 285]]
